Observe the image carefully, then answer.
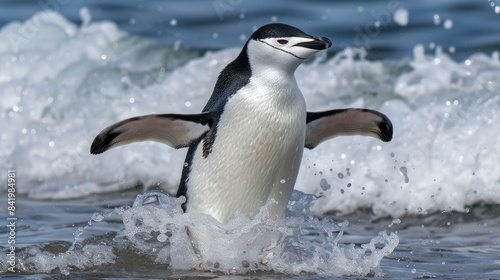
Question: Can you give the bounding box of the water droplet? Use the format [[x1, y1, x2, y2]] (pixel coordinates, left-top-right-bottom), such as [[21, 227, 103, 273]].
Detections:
[[347, 183, 352, 188], [496, 6, 500, 13], [129, 18, 136, 25], [443, 19, 453, 29], [320, 178, 331, 191], [393, 8, 409, 26], [411, 268, 416, 273], [129, 97, 135, 103], [399, 166, 409, 183], [337, 173, 344, 179], [280, 179, 286, 184], [60, 267, 70, 276], [271, 16, 278, 22], [389, 218, 401, 227], [417, 207, 423, 213], [74, 227, 84, 237], [340, 189, 345, 194], [169, 19, 177, 26], [157, 233, 167, 242], [91, 212, 104, 222], [433, 14, 441, 25], [390, 152, 395, 157]]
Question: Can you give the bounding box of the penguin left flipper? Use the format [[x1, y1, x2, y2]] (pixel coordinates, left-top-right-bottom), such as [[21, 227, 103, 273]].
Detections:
[[90, 113, 213, 154], [304, 108, 393, 149]]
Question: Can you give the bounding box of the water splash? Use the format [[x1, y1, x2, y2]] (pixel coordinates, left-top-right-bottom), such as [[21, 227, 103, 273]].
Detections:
[[118, 191, 399, 276], [3, 190, 398, 276]]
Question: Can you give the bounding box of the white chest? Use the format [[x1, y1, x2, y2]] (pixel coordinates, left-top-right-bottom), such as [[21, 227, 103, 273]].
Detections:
[[186, 76, 307, 223]]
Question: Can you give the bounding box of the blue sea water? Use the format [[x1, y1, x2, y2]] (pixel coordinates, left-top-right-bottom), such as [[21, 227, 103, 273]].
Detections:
[[0, 0, 499, 279]]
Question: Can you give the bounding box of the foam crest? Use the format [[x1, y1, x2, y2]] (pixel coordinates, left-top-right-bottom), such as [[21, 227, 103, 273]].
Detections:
[[296, 46, 500, 217], [0, 10, 203, 199]]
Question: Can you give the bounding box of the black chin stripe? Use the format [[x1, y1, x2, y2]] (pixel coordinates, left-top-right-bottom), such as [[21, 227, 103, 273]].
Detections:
[[256, 39, 306, 60]]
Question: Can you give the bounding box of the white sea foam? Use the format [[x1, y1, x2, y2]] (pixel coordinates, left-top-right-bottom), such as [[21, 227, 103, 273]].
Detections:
[[1, 11, 499, 219], [4, 191, 397, 276]]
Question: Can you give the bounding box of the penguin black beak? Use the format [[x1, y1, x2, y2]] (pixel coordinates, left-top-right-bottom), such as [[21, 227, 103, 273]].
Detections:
[[293, 36, 332, 50]]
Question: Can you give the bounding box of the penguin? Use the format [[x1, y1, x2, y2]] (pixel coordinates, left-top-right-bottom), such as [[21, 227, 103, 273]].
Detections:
[[90, 23, 393, 254]]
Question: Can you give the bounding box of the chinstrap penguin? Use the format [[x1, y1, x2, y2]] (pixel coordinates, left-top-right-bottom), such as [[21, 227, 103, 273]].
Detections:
[[91, 23, 393, 254]]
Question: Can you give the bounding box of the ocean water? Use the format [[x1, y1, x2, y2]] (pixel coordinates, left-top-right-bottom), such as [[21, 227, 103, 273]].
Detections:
[[0, 0, 499, 279]]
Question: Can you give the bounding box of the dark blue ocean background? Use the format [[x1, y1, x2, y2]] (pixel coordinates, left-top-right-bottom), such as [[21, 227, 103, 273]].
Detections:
[[1, 0, 498, 59]]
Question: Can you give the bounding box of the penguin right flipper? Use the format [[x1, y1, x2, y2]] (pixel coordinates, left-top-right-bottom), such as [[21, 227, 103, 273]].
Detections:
[[90, 113, 213, 154], [304, 108, 393, 149]]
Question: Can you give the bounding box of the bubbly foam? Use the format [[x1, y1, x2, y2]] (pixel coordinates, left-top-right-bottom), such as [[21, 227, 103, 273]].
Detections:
[[297, 46, 500, 217], [3, 191, 398, 276]]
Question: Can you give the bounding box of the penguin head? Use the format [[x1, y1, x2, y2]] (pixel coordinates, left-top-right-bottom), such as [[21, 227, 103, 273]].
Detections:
[[246, 23, 332, 72]]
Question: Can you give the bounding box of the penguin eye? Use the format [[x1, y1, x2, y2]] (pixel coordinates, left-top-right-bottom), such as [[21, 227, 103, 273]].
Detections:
[[277, 39, 289, 45]]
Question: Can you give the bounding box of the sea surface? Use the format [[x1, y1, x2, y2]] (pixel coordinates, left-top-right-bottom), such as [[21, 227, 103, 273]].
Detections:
[[0, 0, 499, 279]]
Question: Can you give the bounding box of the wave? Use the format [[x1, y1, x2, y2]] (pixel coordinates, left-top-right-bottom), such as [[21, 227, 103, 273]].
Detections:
[[1, 10, 499, 218]]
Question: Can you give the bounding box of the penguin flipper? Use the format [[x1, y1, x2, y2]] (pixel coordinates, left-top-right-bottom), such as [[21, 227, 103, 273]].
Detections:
[[90, 113, 212, 154], [305, 108, 393, 149]]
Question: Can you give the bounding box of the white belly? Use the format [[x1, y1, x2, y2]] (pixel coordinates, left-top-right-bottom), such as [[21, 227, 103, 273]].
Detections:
[[186, 80, 306, 223]]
